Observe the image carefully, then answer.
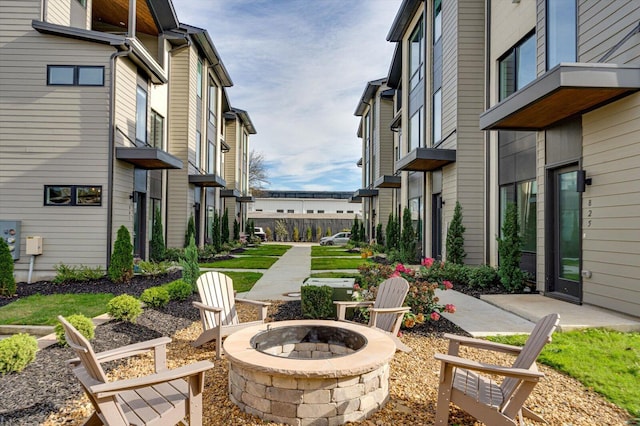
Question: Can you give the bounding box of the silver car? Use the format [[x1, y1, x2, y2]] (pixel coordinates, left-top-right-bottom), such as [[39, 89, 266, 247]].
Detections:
[[319, 232, 351, 246]]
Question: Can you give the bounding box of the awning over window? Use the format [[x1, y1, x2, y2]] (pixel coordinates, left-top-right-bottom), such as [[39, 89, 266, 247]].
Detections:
[[374, 175, 401, 189], [116, 147, 182, 169], [220, 189, 241, 198], [348, 195, 362, 203], [353, 189, 378, 198], [396, 148, 456, 172], [480, 63, 640, 131], [238, 196, 255, 203], [188, 174, 226, 187]]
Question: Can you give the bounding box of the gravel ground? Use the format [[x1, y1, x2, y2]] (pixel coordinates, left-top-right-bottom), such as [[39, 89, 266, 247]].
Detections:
[[0, 275, 632, 425]]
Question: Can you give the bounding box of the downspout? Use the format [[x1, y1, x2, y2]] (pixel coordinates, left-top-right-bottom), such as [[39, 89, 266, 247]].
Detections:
[[41, 0, 47, 22], [107, 42, 133, 266], [484, 0, 491, 264]]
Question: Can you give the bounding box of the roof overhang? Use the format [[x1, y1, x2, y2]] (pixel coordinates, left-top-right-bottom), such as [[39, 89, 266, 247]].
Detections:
[[220, 140, 230, 153], [116, 147, 182, 169], [374, 175, 401, 188], [353, 189, 378, 198], [228, 108, 257, 134], [188, 174, 226, 187], [238, 196, 255, 203], [180, 23, 233, 87], [355, 78, 385, 116], [387, 43, 402, 89], [480, 63, 640, 131], [396, 148, 456, 172], [387, 0, 423, 42], [220, 189, 241, 198]]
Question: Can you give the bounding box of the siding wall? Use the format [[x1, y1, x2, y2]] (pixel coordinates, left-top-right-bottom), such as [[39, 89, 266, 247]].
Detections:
[[0, 0, 111, 280], [224, 119, 238, 189], [379, 93, 395, 177], [581, 94, 640, 317]]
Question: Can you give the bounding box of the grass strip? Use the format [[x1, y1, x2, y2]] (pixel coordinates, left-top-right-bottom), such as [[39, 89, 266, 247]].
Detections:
[[309, 272, 361, 280], [487, 328, 640, 417], [311, 257, 370, 270], [200, 256, 278, 269], [311, 246, 360, 257], [0, 293, 114, 326], [242, 244, 291, 256], [219, 271, 263, 293]]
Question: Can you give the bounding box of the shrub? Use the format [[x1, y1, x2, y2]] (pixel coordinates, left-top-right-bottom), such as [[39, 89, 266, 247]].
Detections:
[[0, 237, 16, 297], [293, 226, 300, 242], [315, 225, 322, 242], [357, 263, 395, 289], [184, 215, 195, 248], [150, 206, 166, 262], [497, 203, 527, 292], [212, 211, 221, 252], [265, 227, 273, 242], [233, 219, 240, 241], [0, 333, 38, 375], [221, 208, 230, 244], [446, 201, 466, 265], [376, 223, 384, 246], [108, 225, 133, 283], [442, 262, 469, 286], [351, 217, 360, 242], [166, 279, 193, 301], [180, 236, 199, 291], [275, 220, 288, 242], [386, 213, 400, 252], [107, 294, 142, 323], [301, 285, 334, 319], [306, 226, 312, 242], [468, 265, 498, 288], [137, 260, 171, 276], [54, 264, 105, 283], [140, 287, 170, 308], [400, 207, 417, 264], [197, 245, 218, 262], [55, 314, 95, 346]]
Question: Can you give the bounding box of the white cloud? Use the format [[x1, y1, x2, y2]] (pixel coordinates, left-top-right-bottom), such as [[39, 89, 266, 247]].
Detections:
[[171, 0, 401, 191]]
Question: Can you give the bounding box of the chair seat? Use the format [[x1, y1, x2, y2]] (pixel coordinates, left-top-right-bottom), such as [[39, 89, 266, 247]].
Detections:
[[452, 368, 503, 409], [118, 379, 189, 426]]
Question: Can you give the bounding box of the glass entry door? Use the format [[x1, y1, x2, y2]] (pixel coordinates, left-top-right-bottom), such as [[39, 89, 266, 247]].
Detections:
[[549, 166, 581, 301]]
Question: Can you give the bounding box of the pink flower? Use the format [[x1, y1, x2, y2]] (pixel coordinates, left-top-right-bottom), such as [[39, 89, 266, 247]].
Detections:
[[395, 263, 406, 273], [390, 271, 401, 278], [430, 312, 441, 321], [353, 283, 360, 290], [421, 257, 434, 267], [445, 304, 456, 314], [443, 280, 453, 290]]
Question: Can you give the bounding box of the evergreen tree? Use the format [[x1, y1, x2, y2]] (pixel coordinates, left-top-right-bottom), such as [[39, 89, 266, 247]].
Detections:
[[376, 223, 384, 246], [385, 213, 397, 251], [180, 235, 200, 291], [446, 201, 466, 265], [212, 211, 221, 252], [221, 208, 230, 244], [184, 215, 195, 248], [351, 216, 360, 242], [400, 207, 416, 264], [293, 227, 300, 242], [497, 202, 526, 292], [150, 207, 165, 262], [108, 225, 134, 283], [315, 225, 322, 242], [306, 226, 312, 242], [0, 237, 16, 296], [360, 221, 366, 243], [233, 219, 240, 241]]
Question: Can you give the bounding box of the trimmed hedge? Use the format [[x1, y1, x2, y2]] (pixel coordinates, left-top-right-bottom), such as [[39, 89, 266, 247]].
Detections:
[[301, 285, 334, 319]]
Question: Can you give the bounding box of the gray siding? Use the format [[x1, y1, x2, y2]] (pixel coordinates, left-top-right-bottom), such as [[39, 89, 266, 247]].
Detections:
[[440, 0, 457, 140], [378, 96, 395, 177]]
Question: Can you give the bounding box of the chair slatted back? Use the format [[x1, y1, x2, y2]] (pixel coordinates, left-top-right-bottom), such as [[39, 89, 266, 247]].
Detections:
[[196, 272, 239, 329], [500, 313, 560, 404], [57, 315, 108, 384], [371, 277, 410, 332]]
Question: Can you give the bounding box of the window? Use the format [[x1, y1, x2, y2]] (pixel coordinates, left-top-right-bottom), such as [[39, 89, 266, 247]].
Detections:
[[195, 130, 202, 169], [347, 210, 354, 214], [499, 180, 537, 252], [364, 112, 371, 185], [277, 209, 284, 213], [307, 210, 314, 213], [44, 185, 102, 206], [432, 89, 442, 144], [209, 82, 218, 123], [150, 110, 164, 149], [76, 0, 86, 6], [433, 0, 442, 42], [409, 19, 424, 90], [47, 65, 104, 86], [547, 0, 576, 69], [287, 209, 295, 213], [136, 85, 147, 145], [317, 210, 325, 214], [337, 210, 343, 213], [196, 60, 203, 98], [499, 32, 536, 100], [409, 108, 422, 151], [207, 140, 215, 174]]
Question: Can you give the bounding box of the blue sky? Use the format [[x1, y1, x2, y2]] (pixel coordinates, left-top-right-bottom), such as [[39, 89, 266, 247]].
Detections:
[[171, 0, 401, 191]]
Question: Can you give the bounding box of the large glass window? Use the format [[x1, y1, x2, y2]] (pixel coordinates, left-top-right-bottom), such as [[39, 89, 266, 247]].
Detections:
[[499, 180, 537, 252], [44, 185, 102, 206], [207, 140, 216, 174], [209, 82, 217, 123], [47, 65, 104, 86], [499, 33, 536, 100], [409, 108, 422, 151], [195, 130, 202, 170], [150, 110, 164, 149], [432, 89, 442, 144], [409, 19, 424, 91], [136, 85, 147, 144], [433, 0, 442, 42], [196, 60, 203, 98], [547, 0, 576, 69]]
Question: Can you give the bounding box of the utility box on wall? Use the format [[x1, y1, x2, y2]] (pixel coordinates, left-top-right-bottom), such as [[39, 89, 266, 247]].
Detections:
[[26, 236, 43, 255], [0, 220, 21, 260]]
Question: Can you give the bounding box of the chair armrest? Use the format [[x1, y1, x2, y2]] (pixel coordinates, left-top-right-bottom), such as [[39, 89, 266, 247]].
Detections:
[[369, 307, 411, 314], [236, 299, 271, 307], [335, 301, 374, 321], [91, 360, 215, 398], [434, 353, 544, 381], [443, 333, 523, 355], [193, 301, 223, 313], [67, 337, 172, 367]]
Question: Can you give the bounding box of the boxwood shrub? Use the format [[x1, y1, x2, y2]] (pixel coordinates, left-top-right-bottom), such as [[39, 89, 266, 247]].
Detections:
[[0, 333, 38, 375], [55, 314, 95, 346]]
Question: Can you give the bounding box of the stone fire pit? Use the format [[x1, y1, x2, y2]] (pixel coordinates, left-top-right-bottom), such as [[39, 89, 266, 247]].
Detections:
[[223, 320, 396, 425]]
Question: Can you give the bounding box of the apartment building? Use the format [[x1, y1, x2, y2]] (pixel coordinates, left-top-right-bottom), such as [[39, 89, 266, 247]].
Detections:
[[0, 0, 251, 282], [354, 78, 400, 243], [481, 0, 639, 316]]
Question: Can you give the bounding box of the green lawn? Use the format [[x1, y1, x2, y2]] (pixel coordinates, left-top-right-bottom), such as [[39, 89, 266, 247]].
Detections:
[[218, 271, 263, 292], [311, 246, 360, 257], [0, 293, 114, 326], [309, 272, 361, 280], [487, 328, 640, 418], [311, 257, 370, 270], [242, 244, 291, 256], [200, 256, 278, 269]]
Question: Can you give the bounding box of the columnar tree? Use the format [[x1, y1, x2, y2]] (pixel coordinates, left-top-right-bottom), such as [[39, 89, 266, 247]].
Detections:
[[212, 211, 221, 252], [108, 225, 133, 283], [376, 223, 384, 246], [400, 207, 416, 263], [386, 213, 400, 252], [497, 202, 526, 292], [446, 201, 466, 265], [233, 219, 240, 241], [0, 238, 16, 296], [221, 208, 230, 244], [351, 217, 360, 242], [184, 215, 195, 248], [180, 235, 199, 291], [150, 207, 165, 262]]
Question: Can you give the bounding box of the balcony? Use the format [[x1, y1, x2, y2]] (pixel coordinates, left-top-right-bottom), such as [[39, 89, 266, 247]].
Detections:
[[396, 148, 456, 172]]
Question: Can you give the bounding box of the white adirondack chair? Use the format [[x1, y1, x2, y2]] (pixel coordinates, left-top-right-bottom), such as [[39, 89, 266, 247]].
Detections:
[[334, 276, 411, 352], [192, 271, 271, 359], [58, 315, 213, 426], [434, 313, 560, 425]]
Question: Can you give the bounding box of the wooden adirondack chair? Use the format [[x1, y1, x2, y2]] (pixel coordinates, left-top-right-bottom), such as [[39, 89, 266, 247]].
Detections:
[[192, 271, 271, 358], [58, 315, 213, 426], [434, 313, 560, 425], [334, 276, 411, 352]]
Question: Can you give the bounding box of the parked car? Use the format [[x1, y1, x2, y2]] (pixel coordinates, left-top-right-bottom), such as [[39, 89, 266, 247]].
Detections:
[[319, 232, 351, 246], [254, 227, 267, 241]]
